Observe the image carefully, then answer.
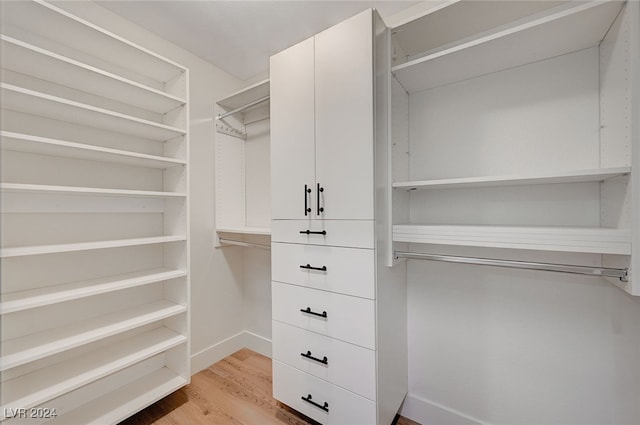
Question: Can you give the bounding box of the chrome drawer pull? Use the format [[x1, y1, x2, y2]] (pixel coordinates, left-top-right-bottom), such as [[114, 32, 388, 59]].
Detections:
[[300, 307, 327, 318], [301, 394, 329, 412], [299, 230, 327, 235], [301, 350, 328, 365], [300, 264, 327, 272]]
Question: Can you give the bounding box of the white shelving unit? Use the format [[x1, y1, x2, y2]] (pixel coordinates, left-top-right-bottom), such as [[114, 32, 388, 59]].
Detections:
[[215, 79, 271, 240], [0, 1, 190, 423], [390, 0, 639, 294]]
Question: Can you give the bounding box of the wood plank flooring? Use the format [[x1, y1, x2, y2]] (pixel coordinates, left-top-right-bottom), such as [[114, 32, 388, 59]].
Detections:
[[120, 348, 420, 425]]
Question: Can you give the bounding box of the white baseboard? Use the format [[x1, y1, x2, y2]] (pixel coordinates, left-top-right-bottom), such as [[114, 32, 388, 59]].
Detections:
[[400, 394, 488, 425], [190, 330, 272, 374]]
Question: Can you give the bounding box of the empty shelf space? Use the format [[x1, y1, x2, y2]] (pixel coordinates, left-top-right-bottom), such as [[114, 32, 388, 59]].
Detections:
[[0, 327, 186, 412], [393, 224, 631, 255], [393, 167, 632, 190], [1, 84, 186, 141], [0, 268, 187, 314], [0, 300, 187, 371], [216, 226, 272, 236], [0, 235, 187, 258], [2, 0, 186, 84], [0, 35, 186, 114], [0, 131, 186, 169], [392, 0, 623, 92], [46, 367, 187, 425], [0, 183, 186, 198], [217, 79, 270, 110]]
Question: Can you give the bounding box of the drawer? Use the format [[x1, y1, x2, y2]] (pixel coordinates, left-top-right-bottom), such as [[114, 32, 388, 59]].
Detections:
[[273, 360, 376, 425], [272, 243, 374, 299], [272, 282, 375, 349], [272, 220, 374, 248]]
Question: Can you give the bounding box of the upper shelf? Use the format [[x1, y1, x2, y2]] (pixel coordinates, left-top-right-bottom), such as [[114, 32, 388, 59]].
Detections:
[[392, 0, 624, 93], [1, 35, 186, 114], [394, 167, 631, 190], [217, 79, 270, 110]]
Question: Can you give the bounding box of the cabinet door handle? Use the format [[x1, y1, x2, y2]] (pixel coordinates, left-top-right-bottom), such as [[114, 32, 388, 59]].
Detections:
[[301, 394, 329, 412], [304, 185, 312, 216], [299, 264, 327, 272], [316, 183, 324, 216], [299, 230, 327, 235], [300, 307, 327, 318], [300, 350, 328, 365]]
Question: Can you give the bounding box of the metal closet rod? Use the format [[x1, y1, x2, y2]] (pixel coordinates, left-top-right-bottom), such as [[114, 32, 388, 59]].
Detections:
[[394, 251, 629, 282], [216, 96, 270, 120], [219, 238, 271, 250]]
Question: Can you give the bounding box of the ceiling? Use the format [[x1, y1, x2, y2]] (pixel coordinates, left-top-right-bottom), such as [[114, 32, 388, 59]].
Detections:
[[97, 1, 418, 81]]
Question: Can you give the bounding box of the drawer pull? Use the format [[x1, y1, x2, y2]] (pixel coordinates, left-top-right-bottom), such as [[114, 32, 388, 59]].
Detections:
[[299, 230, 327, 235], [300, 307, 327, 318], [301, 394, 329, 412], [300, 264, 327, 272], [301, 350, 328, 365]]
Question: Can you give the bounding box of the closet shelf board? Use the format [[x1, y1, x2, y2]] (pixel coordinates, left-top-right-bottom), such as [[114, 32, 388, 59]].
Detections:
[[0, 183, 186, 198], [0, 132, 186, 169], [393, 224, 631, 255], [1, 84, 186, 141], [0, 300, 187, 372], [217, 79, 270, 110], [0, 235, 187, 258], [45, 367, 187, 425], [0, 327, 186, 412], [393, 167, 632, 190], [2, 0, 185, 83], [0, 35, 186, 114], [0, 268, 187, 314], [216, 226, 272, 236], [392, 0, 623, 93]]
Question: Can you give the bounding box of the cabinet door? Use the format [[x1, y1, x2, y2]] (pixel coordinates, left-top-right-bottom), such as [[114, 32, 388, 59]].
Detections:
[[315, 10, 375, 220], [270, 36, 316, 220]]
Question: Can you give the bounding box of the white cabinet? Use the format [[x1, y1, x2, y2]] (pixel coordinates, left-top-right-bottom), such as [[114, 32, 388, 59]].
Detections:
[[270, 9, 407, 425], [0, 1, 189, 423], [270, 10, 374, 221]]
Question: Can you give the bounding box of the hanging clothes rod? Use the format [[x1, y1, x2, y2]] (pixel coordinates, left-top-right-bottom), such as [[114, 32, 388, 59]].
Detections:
[[216, 96, 270, 120], [219, 238, 271, 250], [394, 251, 629, 282]]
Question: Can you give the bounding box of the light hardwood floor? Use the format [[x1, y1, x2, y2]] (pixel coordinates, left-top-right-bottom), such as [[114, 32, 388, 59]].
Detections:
[[120, 349, 419, 425]]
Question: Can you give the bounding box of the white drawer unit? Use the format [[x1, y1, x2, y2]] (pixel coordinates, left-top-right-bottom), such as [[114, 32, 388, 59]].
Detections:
[[271, 220, 374, 249], [272, 242, 374, 299], [272, 321, 376, 400], [273, 360, 377, 425]]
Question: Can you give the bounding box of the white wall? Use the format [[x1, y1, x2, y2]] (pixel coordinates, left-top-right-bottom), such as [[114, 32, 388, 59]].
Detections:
[[52, 0, 251, 373]]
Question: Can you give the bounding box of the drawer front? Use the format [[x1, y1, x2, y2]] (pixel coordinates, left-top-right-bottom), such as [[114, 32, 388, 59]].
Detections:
[[272, 243, 374, 299], [272, 321, 376, 401], [273, 360, 376, 425], [271, 220, 374, 248], [272, 282, 375, 349]]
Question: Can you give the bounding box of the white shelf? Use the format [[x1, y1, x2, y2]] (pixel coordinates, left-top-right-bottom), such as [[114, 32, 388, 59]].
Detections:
[[216, 226, 272, 236], [0, 327, 186, 412], [0, 300, 187, 372], [0, 35, 186, 114], [0, 131, 186, 169], [0, 268, 186, 314], [1, 84, 186, 141], [46, 367, 187, 425], [217, 79, 270, 110], [0, 183, 186, 198], [1, 0, 186, 84], [393, 167, 631, 190], [393, 224, 631, 255], [392, 1, 624, 92], [0, 235, 186, 258]]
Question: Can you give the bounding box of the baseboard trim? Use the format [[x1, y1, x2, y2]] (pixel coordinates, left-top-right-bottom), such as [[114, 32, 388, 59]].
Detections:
[[190, 331, 272, 374], [400, 394, 488, 425]]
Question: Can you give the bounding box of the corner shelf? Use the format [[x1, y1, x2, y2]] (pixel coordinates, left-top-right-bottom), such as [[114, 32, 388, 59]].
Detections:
[[392, 1, 624, 92]]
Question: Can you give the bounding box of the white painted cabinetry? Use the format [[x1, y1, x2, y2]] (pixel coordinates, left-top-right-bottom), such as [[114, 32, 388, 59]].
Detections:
[[0, 1, 190, 423], [270, 9, 407, 425]]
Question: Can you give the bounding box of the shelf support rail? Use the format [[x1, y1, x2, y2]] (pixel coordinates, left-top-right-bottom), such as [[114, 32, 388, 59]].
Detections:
[[394, 251, 629, 282], [216, 96, 270, 120], [219, 238, 271, 250]]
